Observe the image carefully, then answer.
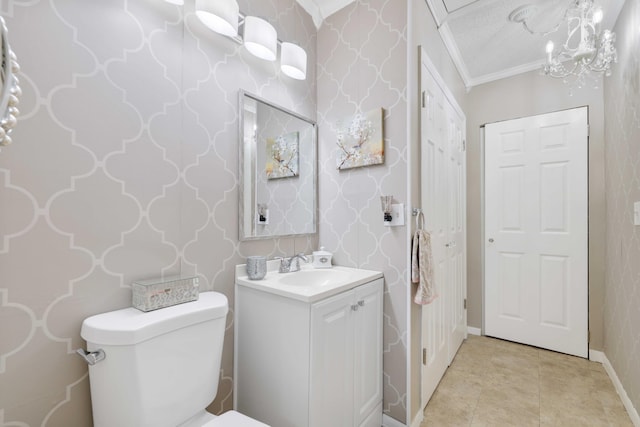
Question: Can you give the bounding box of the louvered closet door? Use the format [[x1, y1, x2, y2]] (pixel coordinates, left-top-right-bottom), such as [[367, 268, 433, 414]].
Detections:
[[484, 107, 588, 358]]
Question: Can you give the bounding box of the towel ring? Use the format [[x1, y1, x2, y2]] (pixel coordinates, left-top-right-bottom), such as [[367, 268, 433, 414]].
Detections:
[[415, 210, 425, 230]]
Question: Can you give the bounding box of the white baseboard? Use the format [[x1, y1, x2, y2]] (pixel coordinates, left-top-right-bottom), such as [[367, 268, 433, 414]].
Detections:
[[409, 410, 423, 427], [382, 413, 407, 427], [589, 349, 604, 363], [467, 326, 481, 336], [601, 353, 640, 426]]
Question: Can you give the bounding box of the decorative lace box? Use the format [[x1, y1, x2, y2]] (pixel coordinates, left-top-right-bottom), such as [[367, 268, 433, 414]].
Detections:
[[132, 276, 199, 312]]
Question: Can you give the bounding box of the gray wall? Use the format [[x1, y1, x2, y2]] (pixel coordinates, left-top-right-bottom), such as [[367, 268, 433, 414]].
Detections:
[[317, 0, 409, 422], [0, 0, 317, 425], [465, 69, 606, 352], [603, 0, 640, 414]]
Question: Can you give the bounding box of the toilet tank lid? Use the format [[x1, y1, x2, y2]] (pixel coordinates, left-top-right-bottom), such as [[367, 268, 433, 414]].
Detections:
[[81, 292, 228, 346]]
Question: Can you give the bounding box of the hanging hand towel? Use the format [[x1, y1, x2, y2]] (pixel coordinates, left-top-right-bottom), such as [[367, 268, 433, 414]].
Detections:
[[412, 229, 437, 305]]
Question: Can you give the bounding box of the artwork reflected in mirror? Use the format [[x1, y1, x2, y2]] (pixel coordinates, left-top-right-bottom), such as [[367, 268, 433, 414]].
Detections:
[[266, 131, 299, 179], [239, 91, 317, 240]]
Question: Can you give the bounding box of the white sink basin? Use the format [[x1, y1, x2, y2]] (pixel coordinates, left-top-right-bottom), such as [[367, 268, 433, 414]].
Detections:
[[275, 268, 351, 287], [235, 264, 383, 303]]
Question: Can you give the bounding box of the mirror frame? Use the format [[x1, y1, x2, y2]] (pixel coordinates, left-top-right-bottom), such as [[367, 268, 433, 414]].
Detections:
[[238, 90, 318, 241]]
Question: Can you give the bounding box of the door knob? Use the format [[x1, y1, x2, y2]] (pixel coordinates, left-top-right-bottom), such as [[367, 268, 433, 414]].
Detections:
[[488, 238, 494, 243]]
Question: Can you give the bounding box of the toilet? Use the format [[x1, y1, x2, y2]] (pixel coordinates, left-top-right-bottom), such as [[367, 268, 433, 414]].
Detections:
[[80, 292, 267, 427]]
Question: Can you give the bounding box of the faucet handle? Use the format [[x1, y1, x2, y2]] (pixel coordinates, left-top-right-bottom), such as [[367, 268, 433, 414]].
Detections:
[[276, 256, 290, 273]]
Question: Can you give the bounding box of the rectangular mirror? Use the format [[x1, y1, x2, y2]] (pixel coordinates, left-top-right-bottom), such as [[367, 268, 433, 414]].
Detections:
[[239, 91, 317, 240]]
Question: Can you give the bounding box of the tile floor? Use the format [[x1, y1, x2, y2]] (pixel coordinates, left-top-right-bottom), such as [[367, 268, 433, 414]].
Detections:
[[421, 335, 633, 426]]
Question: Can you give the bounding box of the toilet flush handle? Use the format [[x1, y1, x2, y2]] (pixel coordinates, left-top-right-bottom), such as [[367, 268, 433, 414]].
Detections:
[[76, 348, 106, 365]]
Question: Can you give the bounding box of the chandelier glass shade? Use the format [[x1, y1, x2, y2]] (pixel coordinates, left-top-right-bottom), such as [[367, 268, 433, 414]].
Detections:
[[541, 0, 617, 84]]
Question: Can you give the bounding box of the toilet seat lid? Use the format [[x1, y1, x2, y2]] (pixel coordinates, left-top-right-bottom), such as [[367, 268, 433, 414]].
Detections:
[[204, 411, 269, 427]]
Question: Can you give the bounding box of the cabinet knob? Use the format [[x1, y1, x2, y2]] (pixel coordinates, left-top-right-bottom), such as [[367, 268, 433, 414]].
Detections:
[[358, 300, 365, 307], [351, 304, 359, 311]]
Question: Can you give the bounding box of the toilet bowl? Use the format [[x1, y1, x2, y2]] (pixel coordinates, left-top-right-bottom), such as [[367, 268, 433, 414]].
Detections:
[[79, 292, 267, 427]]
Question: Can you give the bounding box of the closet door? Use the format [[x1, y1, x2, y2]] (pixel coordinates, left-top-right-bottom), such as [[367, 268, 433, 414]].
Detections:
[[484, 107, 588, 358]]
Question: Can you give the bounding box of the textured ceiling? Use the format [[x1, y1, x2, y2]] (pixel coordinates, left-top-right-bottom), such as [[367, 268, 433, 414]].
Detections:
[[431, 0, 625, 87], [297, 0, 625, 89]]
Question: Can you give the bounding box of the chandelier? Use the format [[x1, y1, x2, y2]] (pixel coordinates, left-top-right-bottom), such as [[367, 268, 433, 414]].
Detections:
[[511, 0, 617, 86]]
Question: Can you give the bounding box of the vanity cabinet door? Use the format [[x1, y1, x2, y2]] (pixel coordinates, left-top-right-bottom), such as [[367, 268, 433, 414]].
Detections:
[[309, 290, 355, 427], [353, 279, 383, 427], [309, 278, 383, 427]]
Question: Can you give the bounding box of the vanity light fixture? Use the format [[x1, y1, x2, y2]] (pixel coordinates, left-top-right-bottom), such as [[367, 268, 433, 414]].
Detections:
[[243, 16, 278, 61], [194, 0, 307, 80], [280, 42, 307, 80], [195, 0, 240, 37]]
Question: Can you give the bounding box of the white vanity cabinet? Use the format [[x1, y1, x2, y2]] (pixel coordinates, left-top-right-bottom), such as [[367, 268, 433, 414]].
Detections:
[[234, 274, 383, 427]]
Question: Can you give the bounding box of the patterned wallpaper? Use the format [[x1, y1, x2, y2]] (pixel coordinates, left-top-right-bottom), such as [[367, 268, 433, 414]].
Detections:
[[317, 0, 409, 422], [603, 0, 640, 415], [0, 0, 317, 425]]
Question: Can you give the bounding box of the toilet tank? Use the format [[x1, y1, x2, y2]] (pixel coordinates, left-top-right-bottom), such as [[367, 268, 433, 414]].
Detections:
[[81, 292, 228, 427]]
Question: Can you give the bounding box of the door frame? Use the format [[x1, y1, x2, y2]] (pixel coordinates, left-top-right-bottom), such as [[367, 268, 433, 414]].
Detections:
[[480, 107, 590, 352]]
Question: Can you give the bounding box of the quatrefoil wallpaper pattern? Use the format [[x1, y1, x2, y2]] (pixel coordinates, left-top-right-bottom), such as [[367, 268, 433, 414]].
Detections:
[[604, 0, 640, 415], [0, 0, 413, 425], [0, 0, 319, 425]]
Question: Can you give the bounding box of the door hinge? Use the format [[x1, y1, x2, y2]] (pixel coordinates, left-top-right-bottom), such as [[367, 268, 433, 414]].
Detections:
[[464, 298, 467, 310], [587, 124, 590, 137], [463, 139, 466, 151], [422, 348, 427, 365], [421, 91, 426, 108]]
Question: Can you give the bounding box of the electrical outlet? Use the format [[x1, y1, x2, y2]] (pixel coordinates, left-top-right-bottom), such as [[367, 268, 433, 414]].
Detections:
[[257, 209, 269, 225]]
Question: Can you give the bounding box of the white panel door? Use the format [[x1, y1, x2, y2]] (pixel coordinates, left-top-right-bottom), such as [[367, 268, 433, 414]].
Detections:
[[419, 60, 450, 407], [446, 102, 466, 363], [484, 107, 588, 358]]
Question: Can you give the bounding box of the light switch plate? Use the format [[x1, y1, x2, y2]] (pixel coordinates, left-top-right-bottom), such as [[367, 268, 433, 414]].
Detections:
[[634, 202, 640, 225], [388, 203, 405, 226]]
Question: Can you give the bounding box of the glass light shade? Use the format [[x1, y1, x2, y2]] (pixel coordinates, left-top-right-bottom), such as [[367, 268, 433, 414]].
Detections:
[[243, 16, 277, 61], [280, 42, 307, 80], [195, 0, 239, 37], [546, 40, 555, 53], [592, 8, 603, 24]]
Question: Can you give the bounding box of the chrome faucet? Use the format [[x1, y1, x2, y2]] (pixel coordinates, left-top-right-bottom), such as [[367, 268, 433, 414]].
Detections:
[[278, 253, 309, 273]]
